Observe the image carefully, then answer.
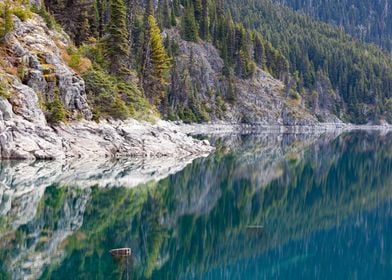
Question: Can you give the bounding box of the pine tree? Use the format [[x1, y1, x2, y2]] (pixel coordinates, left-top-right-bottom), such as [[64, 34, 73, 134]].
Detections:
[[181, 3, 198, 41], [161, 0, 171, 28], [0, 1, 13, 42], [170, 5, 177, 26], [199, 0, 208, 40], [253, 32, 265, 67], [193, 0, 202, 23], [141, 15, 171, 106], [105, 0, 130, 74]]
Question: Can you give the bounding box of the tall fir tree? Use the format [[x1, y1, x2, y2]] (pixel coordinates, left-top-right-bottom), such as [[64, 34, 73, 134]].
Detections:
[[199, 0, 208, 40], [181, 3, 198, 41], [105, 0, 130, 74], [141, 15, 171, 106]]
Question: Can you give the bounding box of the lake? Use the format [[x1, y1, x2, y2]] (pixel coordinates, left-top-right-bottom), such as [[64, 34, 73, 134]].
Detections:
[[1, 131, 392, 279]]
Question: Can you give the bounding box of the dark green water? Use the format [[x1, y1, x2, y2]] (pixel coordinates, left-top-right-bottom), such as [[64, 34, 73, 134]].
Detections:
[[1, 131, 392, 279]]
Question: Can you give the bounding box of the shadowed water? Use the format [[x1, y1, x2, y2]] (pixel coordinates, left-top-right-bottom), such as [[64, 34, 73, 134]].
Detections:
[[1, 131, 392, 279]]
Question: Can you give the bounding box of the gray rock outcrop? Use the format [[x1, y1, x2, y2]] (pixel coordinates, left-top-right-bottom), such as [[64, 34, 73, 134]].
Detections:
[[0, 14, 213, 160]]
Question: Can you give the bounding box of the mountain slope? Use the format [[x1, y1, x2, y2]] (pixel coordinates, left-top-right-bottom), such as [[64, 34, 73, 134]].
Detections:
[[275, 0, 392, 52], [227, 0, 392, 124]]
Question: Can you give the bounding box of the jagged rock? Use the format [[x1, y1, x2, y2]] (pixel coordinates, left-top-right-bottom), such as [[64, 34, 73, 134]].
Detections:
[[10, 82, 47, 125], [8, 15, 93, 120], [0, 97, 14, 121], [0, 14, 213, 160], [168, 29, 319, 125]]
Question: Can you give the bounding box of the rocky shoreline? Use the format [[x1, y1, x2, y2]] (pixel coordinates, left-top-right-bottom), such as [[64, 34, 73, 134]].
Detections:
[[1, 12, 387, 162], [0, 115, 214, 160], [177, 121, 392, 135]]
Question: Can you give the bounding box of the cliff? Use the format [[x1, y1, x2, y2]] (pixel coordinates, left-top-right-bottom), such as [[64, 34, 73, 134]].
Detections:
[[0, 8, 213, 159]]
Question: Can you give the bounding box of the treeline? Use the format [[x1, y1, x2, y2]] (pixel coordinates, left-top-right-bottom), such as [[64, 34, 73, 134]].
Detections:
[[275, 0, 392, 52], [42, 0, 288, 121], [227, 0, 392, 123]]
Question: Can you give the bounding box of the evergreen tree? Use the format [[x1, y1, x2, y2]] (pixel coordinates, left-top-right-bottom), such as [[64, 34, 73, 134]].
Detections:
[[161, 0, 171, 28], [181, 3, 198, 41], [199, 0, 208, 40], [193, 0, 202, 23], [253, 32, 265, 67], [105, 0, 130, 74], [141, 15, 171, 106], [0, 1, 13, 42], [170, 4, 177, 26]]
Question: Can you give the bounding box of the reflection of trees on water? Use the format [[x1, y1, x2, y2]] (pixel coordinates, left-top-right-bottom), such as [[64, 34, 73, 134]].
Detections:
[[1, 131, 392, 279]]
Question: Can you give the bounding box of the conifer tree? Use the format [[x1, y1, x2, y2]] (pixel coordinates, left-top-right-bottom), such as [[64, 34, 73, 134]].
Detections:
[[105, 0, 130, 74], [181, 3, 198, 41], [0, 1, 13, 42], [253, 32, 265, 67], [193, 0, 202, 23], [170, 5, 177, 26], [141, 15, 171, 106], [199, 0, 208, 40], [161, 0, 171, 28]]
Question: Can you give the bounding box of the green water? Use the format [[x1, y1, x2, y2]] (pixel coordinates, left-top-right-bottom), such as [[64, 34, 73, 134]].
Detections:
[[1, 131, 392, 279]]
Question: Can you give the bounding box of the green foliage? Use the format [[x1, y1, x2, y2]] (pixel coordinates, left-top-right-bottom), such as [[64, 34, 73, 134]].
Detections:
[[46, 89, 67, 124], [83, 67, 155, 121], [274, 0, 392, 52], [0, 1, 14, 42], [11, 6, 33, 21], [104, 0, 130, 74], [290, 90, 301, 101], [79, 43, 107, 68], [227, 0, 392, 123], [141, 15, 171, 106], [31, 5, 57, 30], [0, 79, 11, 98], [181, 3, 198, 41]]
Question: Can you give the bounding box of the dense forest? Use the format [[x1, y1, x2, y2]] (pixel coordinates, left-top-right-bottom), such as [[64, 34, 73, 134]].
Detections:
[[227, 0, 392, 123], [275, 0, 392, 52], [36, 0, 287, 122], [1, 0, 392, 124]]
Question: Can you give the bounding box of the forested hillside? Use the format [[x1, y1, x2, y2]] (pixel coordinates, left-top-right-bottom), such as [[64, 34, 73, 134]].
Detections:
[[37, 0, 291, 123], [1, 0, 392, 124], [227, 0, 392, 123], [275, 0, 392, 52]]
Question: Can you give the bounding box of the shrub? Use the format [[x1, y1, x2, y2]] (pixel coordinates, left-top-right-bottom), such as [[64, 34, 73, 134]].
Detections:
[[0, 79, 11, 98], [63, 47, 92, 74], [0, 1, 14, 42], [82, 67, 155, 121], [12, 7, 33, 21], [30, 5, 57, 29], [290, 89, 301, 100], [46, 89, 66, 124]]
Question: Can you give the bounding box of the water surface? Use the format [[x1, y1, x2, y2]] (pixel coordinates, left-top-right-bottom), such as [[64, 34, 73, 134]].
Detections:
[[1, 131, 392, 279]]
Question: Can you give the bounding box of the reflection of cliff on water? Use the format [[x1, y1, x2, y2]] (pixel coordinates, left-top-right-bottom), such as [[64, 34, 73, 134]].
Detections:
[[2, 131, 392, 279]]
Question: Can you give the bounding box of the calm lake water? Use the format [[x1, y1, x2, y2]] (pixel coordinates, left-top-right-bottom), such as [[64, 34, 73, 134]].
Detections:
[[1, 131, 392, 279]]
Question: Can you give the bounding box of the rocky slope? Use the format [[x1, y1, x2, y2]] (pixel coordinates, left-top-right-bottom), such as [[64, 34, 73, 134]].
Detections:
[[0, 12, 212, 160], [168, 29, 323, 125]]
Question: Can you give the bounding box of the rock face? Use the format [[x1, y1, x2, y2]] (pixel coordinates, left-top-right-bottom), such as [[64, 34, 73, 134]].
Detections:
[[8, 15, 92, 120], [168, 30, 328, 125], [0, 14, 213, 160]]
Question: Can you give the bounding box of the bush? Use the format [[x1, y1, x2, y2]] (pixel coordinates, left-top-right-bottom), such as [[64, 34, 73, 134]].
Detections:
[[12, 7, 33, 21], [0, 1, 14, 42], [82, 67, 155, 121], [0, 79, 10, 98], [46, 89, 66, 124], [31, 5, 57, 29], [290, 89, 301, 100]]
